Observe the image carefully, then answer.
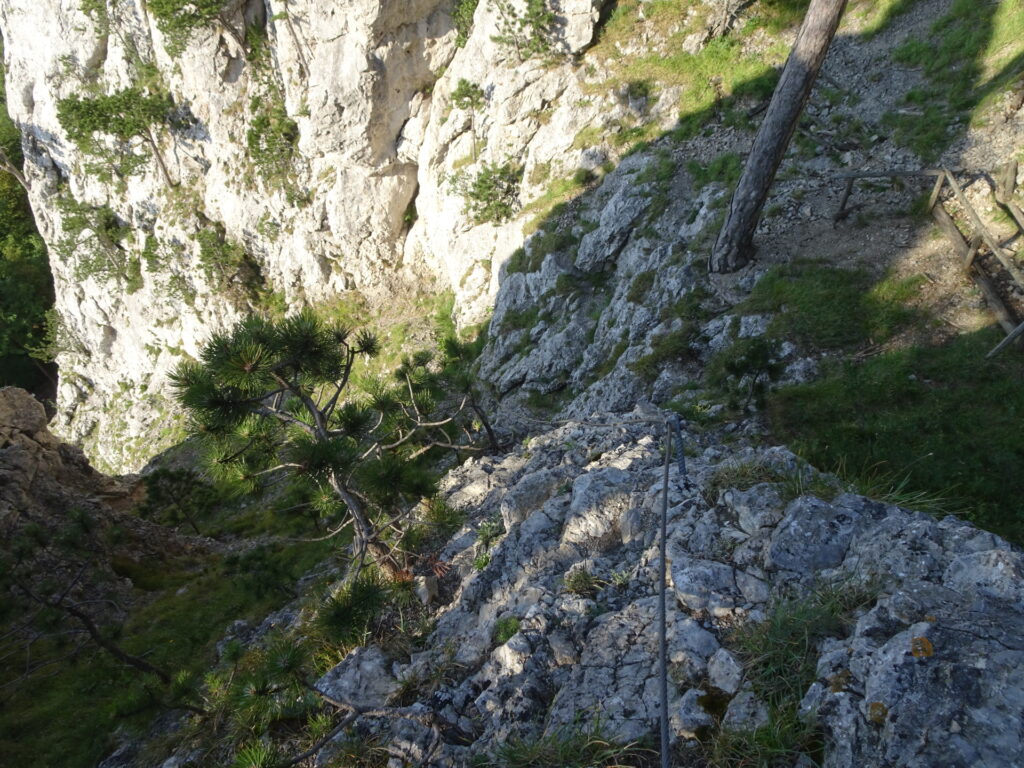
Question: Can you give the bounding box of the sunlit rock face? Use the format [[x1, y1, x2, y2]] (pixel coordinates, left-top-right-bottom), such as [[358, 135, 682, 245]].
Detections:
[[0, 0, 615, 470]]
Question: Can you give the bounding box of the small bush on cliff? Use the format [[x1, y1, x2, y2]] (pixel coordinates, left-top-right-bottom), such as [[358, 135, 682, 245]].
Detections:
[[492, 0, 558, 60], [453, 0, 480, 47], [246, 95, 300, 183], [147, 0, 228, 54], [0, 47, 53, 392], [57, 86, 177, 188], [451, 161, 523, 224]]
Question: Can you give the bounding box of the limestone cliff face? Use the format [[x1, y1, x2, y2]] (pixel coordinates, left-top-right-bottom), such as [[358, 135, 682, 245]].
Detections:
[[0, 0, 614, 470]]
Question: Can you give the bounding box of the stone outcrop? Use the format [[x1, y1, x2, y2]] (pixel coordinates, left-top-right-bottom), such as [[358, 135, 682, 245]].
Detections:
[[293, 409, 1024, 766], [0, 386, 208, 609]]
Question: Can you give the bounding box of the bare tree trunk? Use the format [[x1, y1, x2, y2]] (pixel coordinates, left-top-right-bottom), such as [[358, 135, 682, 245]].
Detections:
[[15, 583, 171, 684], [145, 128, 177, 190], [709, 0, 849, 273], [0, 147, 30, 192]]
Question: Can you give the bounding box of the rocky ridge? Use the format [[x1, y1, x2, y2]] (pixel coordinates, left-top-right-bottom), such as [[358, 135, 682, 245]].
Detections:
[[284, 408, 1024, 766]]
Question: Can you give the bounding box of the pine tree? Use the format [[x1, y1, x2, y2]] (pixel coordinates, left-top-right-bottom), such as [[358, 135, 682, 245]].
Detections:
[[171, 309, 482, 579], [57, 87, 177, 188]]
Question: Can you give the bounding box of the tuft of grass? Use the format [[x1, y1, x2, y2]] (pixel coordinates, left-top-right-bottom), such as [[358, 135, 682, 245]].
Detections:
[[706, 457, 839, 503], [768, 327, 1024, 544], [627, 270, 656, 304], [563, 567, 600, 598], [493, 616, 521, 645], [742, 262, 922, 350], [628, 323, 700, 382], [506, 246, 544, 275], [705, 710, 823, 768], [706, 581, 877, 766], [730, 582, 877, 711], [486, 719, 654, 768], [501, 305, 542, 332]]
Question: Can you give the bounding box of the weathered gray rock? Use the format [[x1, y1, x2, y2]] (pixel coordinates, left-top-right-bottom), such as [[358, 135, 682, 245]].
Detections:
[[723, 686, 770, 731], [499, 468, 567, 529], [315, 646, 400, 709], [546, 597, 718, 742], [722, 483, 784, 535], [806, 585, 1024, 768], [675, 688, 714, 739], [708, 648, 743, 695], [767, 495, 869, 574], [562, 467, 632, 549]]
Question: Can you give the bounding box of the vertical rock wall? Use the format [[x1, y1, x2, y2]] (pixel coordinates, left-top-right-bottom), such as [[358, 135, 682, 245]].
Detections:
[[0, 0, 619, 470]]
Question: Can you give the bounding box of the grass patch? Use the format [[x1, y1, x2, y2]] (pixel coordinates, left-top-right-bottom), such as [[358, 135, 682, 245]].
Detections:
[[485, 719, 654, 767], [493, 616, 521, 645], [629, 323, 700, 382], [521, 174, 591, 235], [501, 305, 541, 332], [0, 535, 333, 768], [706, 456, 840, 503], [506, 246, 544, 275], [627, 270, 656, 303], [885, 0, 1024, 161], [768, 327, 1024, 544], [741, 262, 922, 350], [686, 153, 742, 188], [730, 583, 877, 711], [706, 581, 877, 765]]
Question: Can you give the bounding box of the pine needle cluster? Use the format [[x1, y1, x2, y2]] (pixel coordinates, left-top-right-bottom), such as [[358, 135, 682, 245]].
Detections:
[[171, 308, 486, 578]]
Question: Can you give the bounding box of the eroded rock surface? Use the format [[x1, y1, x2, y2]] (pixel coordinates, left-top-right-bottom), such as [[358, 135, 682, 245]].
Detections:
[[298, 408, 1024, 766]]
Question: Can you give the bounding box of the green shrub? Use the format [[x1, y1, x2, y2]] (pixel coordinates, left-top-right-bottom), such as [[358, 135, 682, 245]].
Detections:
[[491, 0, 557, 60], [195, 227, 266, 304], [57, 86, 176, 185], [477, 518, 505, 548], [493, 616, 521, 645], [147, 0, 226, 55], [452, 78, 485, 111], [0, 54, 52, 391], [452, 161, 523, 224], [316, 572, 388, 648], [53, 196, 140, 288], [453, 0, 481, 47], [706, 336, 785, 411], [246, 95, 299, 183]]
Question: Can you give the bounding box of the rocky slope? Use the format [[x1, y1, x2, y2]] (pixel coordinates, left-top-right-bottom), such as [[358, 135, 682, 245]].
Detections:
[[0, 385, 209, 637], [153, 408, 1021, 767]]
